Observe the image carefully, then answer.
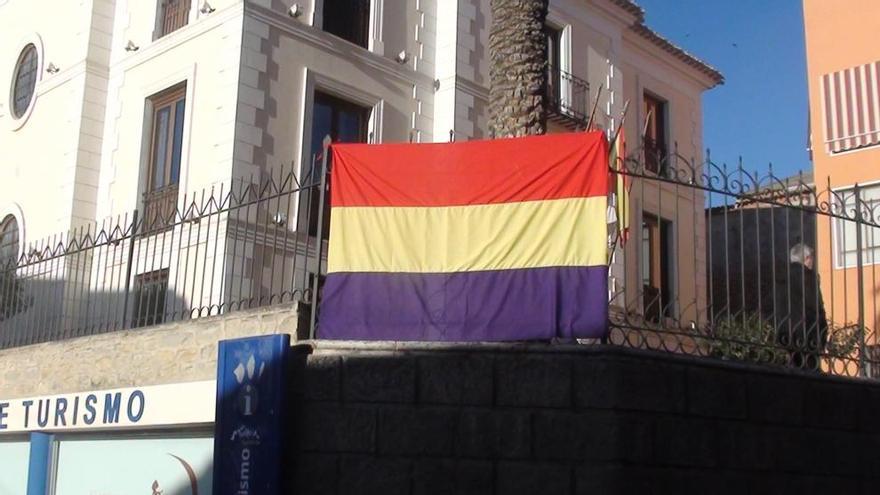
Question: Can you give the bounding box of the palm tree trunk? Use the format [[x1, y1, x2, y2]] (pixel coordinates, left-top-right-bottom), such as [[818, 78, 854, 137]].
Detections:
[[488, 0, 549, 138]]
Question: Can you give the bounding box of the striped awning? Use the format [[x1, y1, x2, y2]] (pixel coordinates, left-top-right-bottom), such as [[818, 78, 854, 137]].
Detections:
[[821, 61, 880, 153]]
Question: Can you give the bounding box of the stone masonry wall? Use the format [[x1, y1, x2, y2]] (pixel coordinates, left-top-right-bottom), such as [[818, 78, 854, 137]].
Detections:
[[0, 303, 298, 398], [287, 343, 880, 495]]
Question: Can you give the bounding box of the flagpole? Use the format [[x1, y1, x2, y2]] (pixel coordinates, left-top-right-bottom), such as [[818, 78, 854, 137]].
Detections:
[[610, 100, 630, 146], [641, 109, 653, 142], [607, 100, 631, 266], [585, 84, 604, 131]]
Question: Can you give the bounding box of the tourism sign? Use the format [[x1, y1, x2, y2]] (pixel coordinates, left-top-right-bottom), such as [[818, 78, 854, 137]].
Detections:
[[213, 334, 289, 495], [0, 380, 215, 433]]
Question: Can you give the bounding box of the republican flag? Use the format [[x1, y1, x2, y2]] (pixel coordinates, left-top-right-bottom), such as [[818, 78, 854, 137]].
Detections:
[[318, 132, 610, 341]]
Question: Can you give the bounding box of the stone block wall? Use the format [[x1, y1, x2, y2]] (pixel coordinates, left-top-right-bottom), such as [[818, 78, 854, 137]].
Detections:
[[0, 303, 297, 398], [287, 343, 880, 495]]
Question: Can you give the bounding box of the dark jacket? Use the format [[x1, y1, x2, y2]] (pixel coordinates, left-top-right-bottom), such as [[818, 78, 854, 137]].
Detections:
[[772, 262, 828, 352]]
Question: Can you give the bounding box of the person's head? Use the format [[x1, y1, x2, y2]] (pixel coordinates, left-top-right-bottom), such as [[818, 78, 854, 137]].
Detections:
[[790, 243, 814, 269]]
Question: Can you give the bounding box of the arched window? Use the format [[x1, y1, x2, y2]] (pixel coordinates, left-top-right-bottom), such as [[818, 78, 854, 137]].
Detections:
[[0, 215, 20, 264], [11, 44, 38, 118]]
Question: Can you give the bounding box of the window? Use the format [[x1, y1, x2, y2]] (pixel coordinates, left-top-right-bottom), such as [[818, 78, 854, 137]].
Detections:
[[54, 435, 213, 494], [643, 92, 668, 174], [820, 61, 880, 154], [833, 184, 880, 269], [11, 44, 38, 118], [541, 24, 588, 128], [132, 269, 169, 327], [302, 91, 370, 238], [157, 0, 191, 38], [144, 85, 186, 228], [0, 215, 19, 266], [0, 440, 29, 494], [542, 24, 565, 117], [544, 24, 562, 98], [322, 0, 370, 48], [642, 213, 673, 321]]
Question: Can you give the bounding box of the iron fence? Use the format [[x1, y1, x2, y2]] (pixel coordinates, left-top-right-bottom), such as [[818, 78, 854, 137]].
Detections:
[[608, 144, 880, 378], [2, 137, 880, 379], [0, 150, 329, 349]]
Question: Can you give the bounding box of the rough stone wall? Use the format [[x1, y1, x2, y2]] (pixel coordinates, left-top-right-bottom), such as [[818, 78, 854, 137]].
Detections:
[[0, 303, 297, 398], [287, 343, 880, 495]]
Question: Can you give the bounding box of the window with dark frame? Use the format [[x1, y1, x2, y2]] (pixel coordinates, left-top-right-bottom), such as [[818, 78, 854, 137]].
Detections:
[[643, 92, 668, 174], [301, 91, 370, 240], [11, 44, 38, 118], [132, 269, 169, 328], [144, 84, 186, 229], [158, 0, 191, 38], [642, 213, 673, 322], [322, 0, 371, 48]]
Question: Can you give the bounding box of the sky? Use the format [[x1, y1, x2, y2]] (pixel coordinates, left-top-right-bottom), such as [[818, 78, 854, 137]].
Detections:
[[637, 0, 809, 179]]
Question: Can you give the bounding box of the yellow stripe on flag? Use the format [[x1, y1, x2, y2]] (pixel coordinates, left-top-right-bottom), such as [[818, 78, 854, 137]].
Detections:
[[328, 197, 608, 273]]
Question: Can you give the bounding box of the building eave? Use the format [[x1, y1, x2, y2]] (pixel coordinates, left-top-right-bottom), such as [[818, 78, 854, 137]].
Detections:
[[603, 0, 725, 89], [607, 0, 645, 23], [629, 24, 725, 88]]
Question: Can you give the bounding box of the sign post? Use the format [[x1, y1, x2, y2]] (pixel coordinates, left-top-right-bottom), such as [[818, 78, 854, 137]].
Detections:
[[213, 334, 290, 495]]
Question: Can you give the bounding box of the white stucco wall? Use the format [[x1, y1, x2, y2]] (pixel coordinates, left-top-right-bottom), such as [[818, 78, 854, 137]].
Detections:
[[96, 0, 244, 220], [0, 1, 100, 248]]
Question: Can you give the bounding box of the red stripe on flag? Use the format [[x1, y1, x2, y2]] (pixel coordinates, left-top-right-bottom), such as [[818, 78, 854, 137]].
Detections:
[[330, 132, 609, 207]]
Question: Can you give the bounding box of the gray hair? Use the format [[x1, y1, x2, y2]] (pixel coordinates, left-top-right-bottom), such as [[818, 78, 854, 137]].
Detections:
[[790, 243, 814, 264]]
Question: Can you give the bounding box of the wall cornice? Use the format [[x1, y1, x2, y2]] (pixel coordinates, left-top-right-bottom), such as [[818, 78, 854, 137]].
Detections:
[[244, 3, 435, 90]]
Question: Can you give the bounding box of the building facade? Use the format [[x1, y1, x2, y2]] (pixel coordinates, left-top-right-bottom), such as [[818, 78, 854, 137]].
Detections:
[[0, 1, 720, 490], [804, 0, 880, 346], [0, 0, 720, 337]]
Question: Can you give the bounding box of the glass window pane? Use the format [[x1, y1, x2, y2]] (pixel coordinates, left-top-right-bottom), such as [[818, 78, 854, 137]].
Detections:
[[310, 101, 333, 160], [834, 184, 880, 267], [0, 440, 29, 495], [170, 99, 186, 185], [152, 106, 171, 190], [337, 109, 364, 143], [323, 0, 370, 47], [54, 435, 213, 495], [12, 45, 38, 118], [0, 216, 19, 263]]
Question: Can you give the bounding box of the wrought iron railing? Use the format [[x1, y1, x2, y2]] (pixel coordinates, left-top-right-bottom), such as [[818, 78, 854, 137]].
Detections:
[[0, 150, 329, 349], [643, 135, 666, 174], [142, 184, 179, 233], [607, 144, 880, 378], [2, 139, 880, 379], [544, 66, 590, 128]]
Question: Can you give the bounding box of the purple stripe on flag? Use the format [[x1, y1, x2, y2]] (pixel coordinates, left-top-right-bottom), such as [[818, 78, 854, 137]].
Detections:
[[317, 266, 609, 341]]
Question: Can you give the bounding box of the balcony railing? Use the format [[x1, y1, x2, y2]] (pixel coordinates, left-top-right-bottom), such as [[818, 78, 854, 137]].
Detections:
[[142, 184, 179, 232], [643, 136, 667, 175], [544, 66, 590, 129], [159, 0, 191, 38]]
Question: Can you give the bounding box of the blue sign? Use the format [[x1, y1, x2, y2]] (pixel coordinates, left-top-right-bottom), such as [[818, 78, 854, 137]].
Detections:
[[213, 334, 290, 495]]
